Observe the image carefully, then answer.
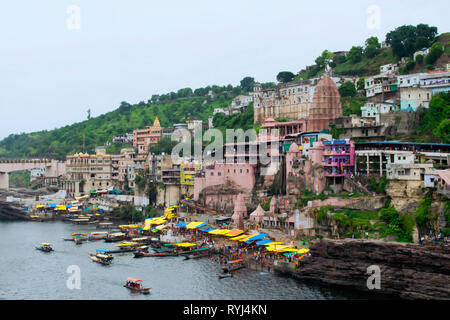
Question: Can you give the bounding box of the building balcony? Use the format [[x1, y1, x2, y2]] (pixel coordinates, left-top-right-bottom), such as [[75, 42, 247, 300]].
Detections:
[[325, 173, 350, 177], [323, 162, 353, 167]]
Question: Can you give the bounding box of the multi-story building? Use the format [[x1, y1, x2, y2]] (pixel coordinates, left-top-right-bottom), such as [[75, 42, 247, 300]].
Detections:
[[253, 79, 314, 124], [354, 142, 450, 177], [228, 95, 253, 115], [64, 147, 114, 196], [283, 131, 333, 157], [364, 64, 399, 100], [133, 117, 162, 154], [117, 148, 146, 190], [112, 133, 133, 144], [361, 102, 400, 118], [253, 73, 343, 133], [305, 139, 355, 192], [397, 71, 450, 111]]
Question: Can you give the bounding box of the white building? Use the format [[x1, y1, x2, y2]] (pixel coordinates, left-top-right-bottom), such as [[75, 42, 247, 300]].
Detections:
[[413, 48, 430, 61]]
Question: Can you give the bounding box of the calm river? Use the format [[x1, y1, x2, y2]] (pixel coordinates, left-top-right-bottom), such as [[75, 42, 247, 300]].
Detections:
[[0, 221, 372, 300]]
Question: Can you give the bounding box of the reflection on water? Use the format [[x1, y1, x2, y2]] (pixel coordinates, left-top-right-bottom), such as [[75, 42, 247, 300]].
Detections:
[[0, 221, 372, 300]]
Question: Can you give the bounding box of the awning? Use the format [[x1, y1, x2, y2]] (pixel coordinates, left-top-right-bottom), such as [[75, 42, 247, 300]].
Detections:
[[197, 225, 213, 232], [175, 221, 187, 228], [256, 239, 272, 246], [208, 229, 230, 235], [238, 235, 253, 242], [230, 234, 249, 241], [245, 233, 268, 243], [186, 221, 206, 229], [225, 229, 243, 237]]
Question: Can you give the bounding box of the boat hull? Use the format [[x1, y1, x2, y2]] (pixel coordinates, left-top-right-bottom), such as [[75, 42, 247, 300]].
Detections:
[[123, 285, 150, 294]]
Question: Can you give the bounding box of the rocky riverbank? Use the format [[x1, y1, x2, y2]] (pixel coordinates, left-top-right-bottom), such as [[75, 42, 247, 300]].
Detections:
[[274, 239, 450, 299]]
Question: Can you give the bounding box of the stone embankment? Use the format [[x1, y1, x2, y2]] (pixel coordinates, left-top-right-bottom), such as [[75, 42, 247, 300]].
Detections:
[[274, 239, 450, 300]]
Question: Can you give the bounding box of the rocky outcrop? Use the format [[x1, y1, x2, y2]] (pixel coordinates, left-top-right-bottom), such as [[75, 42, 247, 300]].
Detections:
[[0, 201, 29, 220], [309, 196, 385, 211], [280, 239, 450, 299], [386, 180, 428, 213]]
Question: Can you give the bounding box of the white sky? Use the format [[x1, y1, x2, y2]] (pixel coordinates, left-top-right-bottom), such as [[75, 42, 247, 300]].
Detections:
[[0, 0, 448, 139]]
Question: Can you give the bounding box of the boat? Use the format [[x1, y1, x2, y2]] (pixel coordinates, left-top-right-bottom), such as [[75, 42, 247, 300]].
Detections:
[[105, 232, 127, 243], [89, 249, 112, 256], [88, 232, 108, 240], [183, 248, 211, 260], [133, 251, 178, 258], [222, 259, 245, 273], [91, 253, 113, 265], [105, 242, 141, 254], [97, 222, 114, 229], [36, 243, 53, 252], [218, 273, 233, 279], [123, 277, 150, 294]]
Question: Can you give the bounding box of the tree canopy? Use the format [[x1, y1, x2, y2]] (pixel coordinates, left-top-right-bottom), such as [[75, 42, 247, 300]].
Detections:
[[276, 71, 295, 83], [385, 24, 438, 58], [338, 81, 357, 97]]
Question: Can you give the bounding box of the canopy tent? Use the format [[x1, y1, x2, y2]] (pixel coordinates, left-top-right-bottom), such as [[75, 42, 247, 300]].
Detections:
[[244, 233, 268, 243], [186, 221, 206, 229], [208, 229, 230, 236], [225, 229, 244, 237], [238, 235, 253, 242], [255, 239, 272, 246], [175, 221, 187, 228], [230, 234, 249, 241], [49, 204, 56, 208], [155, 225, 168, 230], [197, 225, 214, 232]]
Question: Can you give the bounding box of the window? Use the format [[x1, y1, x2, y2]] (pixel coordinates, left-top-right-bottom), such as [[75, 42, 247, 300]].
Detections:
[[210, 172, 214, 176], [218, 172, 221, 176]]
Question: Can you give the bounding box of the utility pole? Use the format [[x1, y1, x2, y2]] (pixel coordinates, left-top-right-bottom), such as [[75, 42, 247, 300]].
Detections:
[[83, 135, 85, 153]]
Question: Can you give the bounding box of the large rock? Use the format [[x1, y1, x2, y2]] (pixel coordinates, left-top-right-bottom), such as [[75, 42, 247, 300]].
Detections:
[[286, 239, 450, 299]]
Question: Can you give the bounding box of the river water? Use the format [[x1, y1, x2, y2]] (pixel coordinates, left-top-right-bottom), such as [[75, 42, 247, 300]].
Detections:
[[0, 221, 371, 300]]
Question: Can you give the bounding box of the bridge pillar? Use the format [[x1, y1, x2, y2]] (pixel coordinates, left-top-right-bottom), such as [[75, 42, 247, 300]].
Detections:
[[0, 172, 9, 190]]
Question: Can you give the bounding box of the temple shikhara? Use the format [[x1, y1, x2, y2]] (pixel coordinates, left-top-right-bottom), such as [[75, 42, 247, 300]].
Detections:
[[253, 72, 342, 133]]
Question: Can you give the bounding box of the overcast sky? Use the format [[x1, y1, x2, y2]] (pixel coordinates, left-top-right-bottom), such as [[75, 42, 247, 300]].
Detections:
[[0, 0, 448, 139]]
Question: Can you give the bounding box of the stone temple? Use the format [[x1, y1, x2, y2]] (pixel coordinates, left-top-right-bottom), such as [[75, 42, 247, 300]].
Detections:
[[253, 72, 342, 132], [307, 73, 343, 131]]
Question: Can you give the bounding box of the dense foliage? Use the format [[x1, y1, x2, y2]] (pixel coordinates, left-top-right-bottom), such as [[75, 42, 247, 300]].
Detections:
[[0, 84, 245, 160], [418, 92, 450, 143], [386, 24, 438, 58], [338, 81, 357, 97]]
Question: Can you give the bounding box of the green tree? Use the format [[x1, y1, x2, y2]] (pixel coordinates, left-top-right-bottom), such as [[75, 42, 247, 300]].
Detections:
[[315, 50, 335, 69], [364, 36, 381, 58], [357, 77, 366, 90], [240, 77, 255, 92], [347, 46, 363, 63], [415, 54, 424, 64], [386, 24, 437, 58], [276, 71, 295, 83], [338, 81, 357, 97], [425, 42, 444, 65]]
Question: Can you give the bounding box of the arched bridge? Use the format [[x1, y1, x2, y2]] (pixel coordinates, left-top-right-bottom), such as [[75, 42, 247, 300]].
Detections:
[[0, 159, 66, 190]]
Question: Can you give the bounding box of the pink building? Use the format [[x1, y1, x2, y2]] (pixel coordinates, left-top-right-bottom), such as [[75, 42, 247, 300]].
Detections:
[[193, 163, 256, 202]]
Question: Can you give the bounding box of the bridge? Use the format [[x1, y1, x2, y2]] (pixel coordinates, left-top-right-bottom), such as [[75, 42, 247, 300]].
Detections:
[[0, 159, 66, 190]]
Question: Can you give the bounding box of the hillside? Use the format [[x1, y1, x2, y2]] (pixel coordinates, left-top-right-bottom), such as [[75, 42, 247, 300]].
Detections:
[[0, 89, 241, 160]]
